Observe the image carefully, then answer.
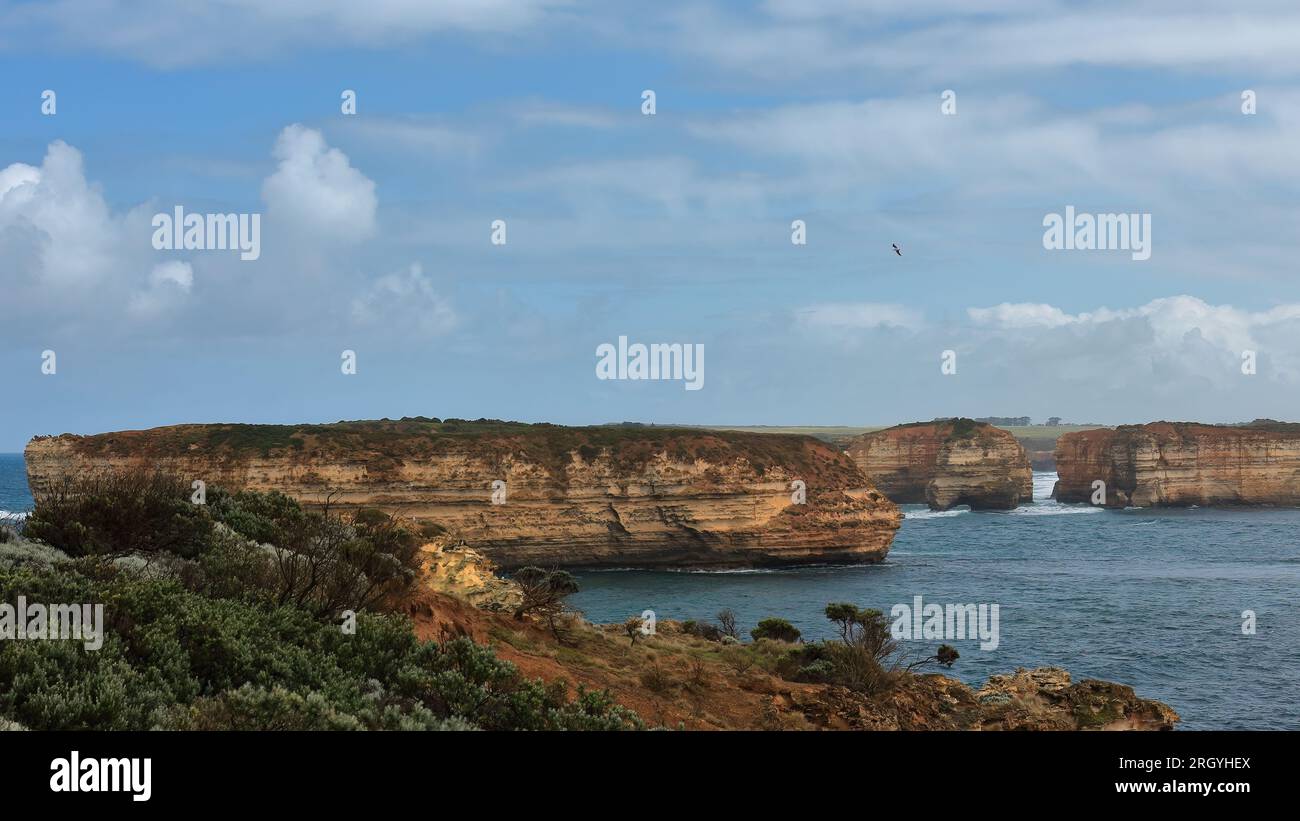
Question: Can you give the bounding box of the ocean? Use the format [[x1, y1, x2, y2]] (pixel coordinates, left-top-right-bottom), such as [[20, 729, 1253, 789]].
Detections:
[[570, 474, 1300, 730], [1, 461, 1295, 729], [0, 454, 32, 521]]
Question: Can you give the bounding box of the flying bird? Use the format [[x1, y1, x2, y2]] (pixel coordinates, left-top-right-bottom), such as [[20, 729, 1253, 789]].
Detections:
[[892, 243, 902, 256]]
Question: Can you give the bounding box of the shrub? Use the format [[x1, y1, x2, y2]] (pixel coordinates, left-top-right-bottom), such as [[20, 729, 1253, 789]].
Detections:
[[682, 620, 723, 642], [720, 646, 754, 674], [24, 471, 215, 559], [27, 477, 422, 619], [769, 603, 959, 696], [0, 537, 69, 569], [624, 616, 644, 646], [797, 659, 837, 683], [511, 567, 580, 641], [686, 657, 709, 688], [418, 521, 447, 539], [936, 644, 960, 667], [751, 617, 801, 643], [206, 488, 305, 547], [0, 560, 641, 731], [639, 662, 675, 695]]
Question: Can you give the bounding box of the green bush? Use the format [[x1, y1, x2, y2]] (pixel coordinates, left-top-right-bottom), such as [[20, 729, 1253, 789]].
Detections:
[[4, 477, 642, 731], [750, 617, 801, 643], [26, 475, 422, 619], [768, 603, 957, 696], [681, 619, 723, 641], [0, 559, 641, 731], [24, 472, 214, 559], [207, 488, 306, 546]]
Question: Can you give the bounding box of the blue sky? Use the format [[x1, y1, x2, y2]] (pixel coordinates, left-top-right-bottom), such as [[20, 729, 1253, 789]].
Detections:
[[4, 1, 1300, 450]]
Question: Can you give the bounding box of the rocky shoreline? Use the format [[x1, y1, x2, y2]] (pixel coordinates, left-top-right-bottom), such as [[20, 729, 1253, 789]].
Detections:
[[417, 542, 1179, 731]]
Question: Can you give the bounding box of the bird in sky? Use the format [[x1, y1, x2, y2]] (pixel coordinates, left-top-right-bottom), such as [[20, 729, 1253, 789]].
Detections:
[[892, 243, 902, 256]]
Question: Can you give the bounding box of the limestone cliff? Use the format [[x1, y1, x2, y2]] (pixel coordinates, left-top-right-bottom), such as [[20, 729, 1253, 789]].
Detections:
[[1054, 420, 1300, 507], [845, 419, 1033, 510], [24, 418, 901, 569]]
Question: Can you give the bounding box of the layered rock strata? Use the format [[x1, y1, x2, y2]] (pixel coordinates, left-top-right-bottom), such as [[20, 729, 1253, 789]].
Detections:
[[846, 419, 1033, 510], [25, 418, 902, 569], [1054, 420, 1300, 507]]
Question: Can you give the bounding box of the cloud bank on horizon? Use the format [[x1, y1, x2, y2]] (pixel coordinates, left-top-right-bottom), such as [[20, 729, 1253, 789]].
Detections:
[[1, 0, 1299, 449]]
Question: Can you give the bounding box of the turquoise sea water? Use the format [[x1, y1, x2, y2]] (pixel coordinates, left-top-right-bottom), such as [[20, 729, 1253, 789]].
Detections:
[[2, 460, 1295, 729]]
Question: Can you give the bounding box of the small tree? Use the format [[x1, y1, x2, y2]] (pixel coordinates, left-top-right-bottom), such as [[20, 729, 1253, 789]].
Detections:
[[512, 566, 580, 640], [716, 608, 740, 639], [751, 617, 801, 643], [824, 602, 861, 642], [624, 616, 643, 646], [851, 608, 897, 662], [907, 644, 960, 671]]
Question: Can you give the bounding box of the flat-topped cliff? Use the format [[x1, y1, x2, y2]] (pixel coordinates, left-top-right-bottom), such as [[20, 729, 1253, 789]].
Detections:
[[24, 418, 901, 569], [1053, 420, 1300, 507], [845, 419, 1033, 510]]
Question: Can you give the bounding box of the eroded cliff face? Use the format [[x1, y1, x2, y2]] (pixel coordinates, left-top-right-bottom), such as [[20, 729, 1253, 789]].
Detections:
[[845, 420, 1033, 510], [1053, 420, 1300, 507], [24, 419, 901, 569]]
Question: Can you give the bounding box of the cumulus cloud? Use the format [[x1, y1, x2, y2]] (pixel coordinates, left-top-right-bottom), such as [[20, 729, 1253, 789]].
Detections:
[[781, 294, 1300, 424], [350, 263, 457, 337], [964, 296, 1300, 389], [0, 128, 386, 342], [128, 261, 194, 319], [969, 302, 1091, 329], [0, 141, 128, 289], [262, 125, 377, 242]]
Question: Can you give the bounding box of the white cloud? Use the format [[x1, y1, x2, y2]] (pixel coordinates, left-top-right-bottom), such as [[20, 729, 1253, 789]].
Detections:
[[351, 263, 457, 337], [129, 261, 194, 318], [0, 0, 569, 67], [664, 1, 1300, 81], [0, 141, 126, 289], [688, 90, 1300, 204], [262, 125, 377, 243], [967, 296, 1300, 381], [969, 302, 1083, 329], [0, 129, 387, 342]]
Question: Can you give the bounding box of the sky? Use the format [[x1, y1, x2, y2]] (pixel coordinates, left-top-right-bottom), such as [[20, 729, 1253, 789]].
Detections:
[[3, 0, 1300, 450]]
